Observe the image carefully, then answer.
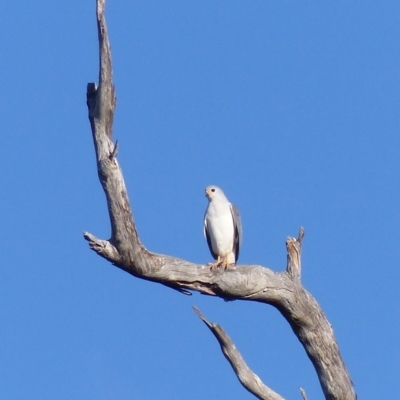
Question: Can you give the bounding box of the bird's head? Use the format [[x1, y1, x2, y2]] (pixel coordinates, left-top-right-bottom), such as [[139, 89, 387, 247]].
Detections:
[[205, 185, 228, 202]]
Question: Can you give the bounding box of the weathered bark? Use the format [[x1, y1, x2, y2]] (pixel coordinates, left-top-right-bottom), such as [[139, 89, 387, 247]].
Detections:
[[193, 307, 285, 400], [84, 1, 357, 399]]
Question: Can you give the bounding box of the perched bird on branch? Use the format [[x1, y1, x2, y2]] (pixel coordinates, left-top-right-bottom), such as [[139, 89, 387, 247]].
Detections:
[[204, 185, 242, 268]]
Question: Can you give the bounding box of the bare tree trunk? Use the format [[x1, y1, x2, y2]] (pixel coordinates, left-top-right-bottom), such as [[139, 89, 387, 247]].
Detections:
[[84, 1, 356, 399]]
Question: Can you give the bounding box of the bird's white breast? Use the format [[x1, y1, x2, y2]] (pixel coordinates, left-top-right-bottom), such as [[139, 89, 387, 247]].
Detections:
[[205, 201, 235, 256]]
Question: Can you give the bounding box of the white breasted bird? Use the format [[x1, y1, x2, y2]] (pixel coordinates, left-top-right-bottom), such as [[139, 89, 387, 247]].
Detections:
[[203, 185, 242, 268]]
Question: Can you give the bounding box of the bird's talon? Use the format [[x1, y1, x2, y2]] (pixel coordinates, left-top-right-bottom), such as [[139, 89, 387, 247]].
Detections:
[[208, 262, 221, 270]]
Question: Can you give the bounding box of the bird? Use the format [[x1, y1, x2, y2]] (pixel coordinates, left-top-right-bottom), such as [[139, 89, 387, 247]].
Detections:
[[203, 185, 242, 268]]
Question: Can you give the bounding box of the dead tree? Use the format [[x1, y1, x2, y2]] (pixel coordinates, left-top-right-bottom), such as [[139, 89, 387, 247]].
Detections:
[[84, 1, 356, 399]]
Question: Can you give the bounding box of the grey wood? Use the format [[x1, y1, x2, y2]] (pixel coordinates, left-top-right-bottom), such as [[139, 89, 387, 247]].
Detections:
[[84, 1, 357, 399], [193, 306, 284, 400]]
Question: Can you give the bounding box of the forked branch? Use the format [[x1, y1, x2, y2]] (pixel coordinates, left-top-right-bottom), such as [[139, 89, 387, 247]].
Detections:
[[84, 1, 356, 399]]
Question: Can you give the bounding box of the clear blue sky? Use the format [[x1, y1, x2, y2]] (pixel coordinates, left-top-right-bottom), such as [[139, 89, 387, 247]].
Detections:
[[1, 1, 399, 399]]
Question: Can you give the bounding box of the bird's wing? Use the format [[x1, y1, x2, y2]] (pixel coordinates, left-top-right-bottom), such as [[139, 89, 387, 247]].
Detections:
[[230, 203, 242, 262], [204, 214, 218, 260]]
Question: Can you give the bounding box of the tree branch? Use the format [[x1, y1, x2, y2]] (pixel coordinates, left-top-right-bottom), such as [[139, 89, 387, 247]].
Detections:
[[193, 307, 285, 400], [286, 227, 304, 280], [85, 1, 356, 399], [300, 387, 308, 400]]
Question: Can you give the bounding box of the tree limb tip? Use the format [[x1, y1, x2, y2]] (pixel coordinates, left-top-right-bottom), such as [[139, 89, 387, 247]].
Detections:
[[298, 227, 305, 244], [286, 233, 302, 279], [192, 306, 213, 328], [83, 231, 120, 262], [192, 306, 285, 400], [300, 387, 308, 400]]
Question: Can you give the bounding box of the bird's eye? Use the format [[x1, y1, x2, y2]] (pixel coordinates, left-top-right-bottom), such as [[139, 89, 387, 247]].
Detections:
[[211, 188, 215, 192]]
